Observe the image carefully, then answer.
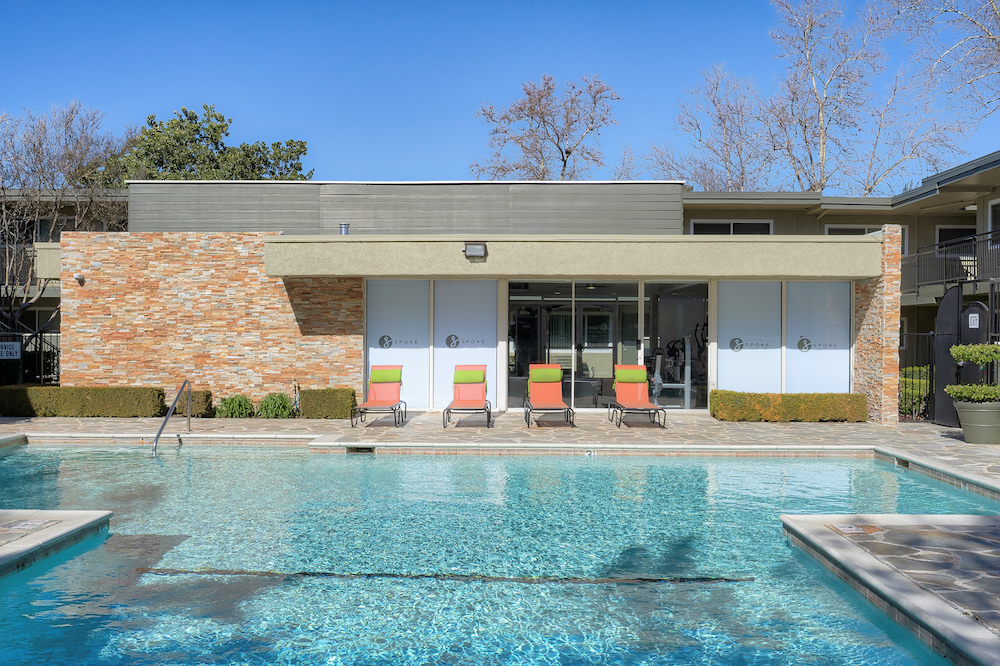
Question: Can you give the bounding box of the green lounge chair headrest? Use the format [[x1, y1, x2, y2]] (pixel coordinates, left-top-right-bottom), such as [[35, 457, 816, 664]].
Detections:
[[454, 370, 485, 384], [529, 368, 562, 383], [614, 368, 647, 384], [369, 368, 402, 383]]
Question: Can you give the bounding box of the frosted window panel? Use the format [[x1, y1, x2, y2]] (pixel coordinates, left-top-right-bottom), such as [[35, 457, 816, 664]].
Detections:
[[366, 280, 430, 409], [785, 282, 851, 392], [717, 281, 782, 392], [433, 281, 498, 409]]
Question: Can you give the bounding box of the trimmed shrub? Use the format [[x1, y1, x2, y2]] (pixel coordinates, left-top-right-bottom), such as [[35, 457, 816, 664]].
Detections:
[[258, 392, 294, 419], [217, 394, 255, 418], [299, 388, 356, 419], [168, 389, 214, 418], [710, 390, 867, 422], [944, 384, 1000, 403], [0, 386, 167, 417]]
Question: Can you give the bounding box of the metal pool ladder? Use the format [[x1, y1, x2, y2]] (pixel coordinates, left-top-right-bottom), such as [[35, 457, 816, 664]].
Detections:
[[153, 380, 192, 454]]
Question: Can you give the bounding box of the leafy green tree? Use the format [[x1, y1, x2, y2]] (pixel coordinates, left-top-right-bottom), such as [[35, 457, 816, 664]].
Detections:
[[111, 104, 313, 181]]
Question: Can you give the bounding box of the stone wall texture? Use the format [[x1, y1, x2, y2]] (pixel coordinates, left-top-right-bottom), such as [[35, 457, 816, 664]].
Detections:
[[853, 225, 901, 425], [60, 232, 364, 402]]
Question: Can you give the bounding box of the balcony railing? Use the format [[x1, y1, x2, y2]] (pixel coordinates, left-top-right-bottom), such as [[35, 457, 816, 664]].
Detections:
[[901, 230, 1000, 294]]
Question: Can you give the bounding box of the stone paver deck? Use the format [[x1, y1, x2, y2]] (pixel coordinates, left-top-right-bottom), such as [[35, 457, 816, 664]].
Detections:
[[3, 411, 1000, 663]]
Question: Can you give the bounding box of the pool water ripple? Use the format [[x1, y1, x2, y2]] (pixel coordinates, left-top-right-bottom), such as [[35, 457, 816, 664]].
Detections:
[[1, 447, 994, 664]]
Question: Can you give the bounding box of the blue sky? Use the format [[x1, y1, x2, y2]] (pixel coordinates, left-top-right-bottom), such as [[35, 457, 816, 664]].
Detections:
[[3, 0, 998, 184]]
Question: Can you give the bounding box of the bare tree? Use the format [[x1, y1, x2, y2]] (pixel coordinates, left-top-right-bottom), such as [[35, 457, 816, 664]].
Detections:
[[889, 0, 1000, 118], [610, 145, 644, 180], [654, 0, 965, 195], [648, 66, 776, 191], [471, 75, 621, 180], [0, 102, 127, 335], [850, 70, 963, 195]]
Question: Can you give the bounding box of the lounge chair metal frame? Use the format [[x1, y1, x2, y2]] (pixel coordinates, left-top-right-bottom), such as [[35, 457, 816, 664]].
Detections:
[[607, 365, 667, 429], [443, 401, 492, 428], [443, 364, 492, 428], [523, 364, 574, 428], [351, 365, 407, 427]]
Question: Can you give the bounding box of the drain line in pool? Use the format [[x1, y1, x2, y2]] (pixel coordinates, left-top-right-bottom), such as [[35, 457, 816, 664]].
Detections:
[[136, 567, 753, 585]]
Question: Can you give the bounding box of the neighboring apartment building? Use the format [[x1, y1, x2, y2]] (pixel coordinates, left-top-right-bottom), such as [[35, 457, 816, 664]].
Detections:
[[34, 150, 1000, 425]]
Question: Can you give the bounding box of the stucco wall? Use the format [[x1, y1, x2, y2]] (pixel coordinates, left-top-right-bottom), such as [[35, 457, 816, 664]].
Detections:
[[853, 225, 902, 425], [59, 232, 363, 402]]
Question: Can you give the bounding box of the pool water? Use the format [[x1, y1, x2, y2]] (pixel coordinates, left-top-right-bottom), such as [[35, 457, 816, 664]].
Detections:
[[1, 447, 995, 665]]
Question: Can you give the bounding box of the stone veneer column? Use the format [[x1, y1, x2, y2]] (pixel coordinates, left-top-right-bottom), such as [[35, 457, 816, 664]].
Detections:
[[59, 232, 364, 402], [853, 225, 901, 425]]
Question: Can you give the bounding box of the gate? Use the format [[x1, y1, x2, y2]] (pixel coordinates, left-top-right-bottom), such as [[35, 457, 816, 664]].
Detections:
[[0, 332, 60, 385], [899, 332, 935, 421]]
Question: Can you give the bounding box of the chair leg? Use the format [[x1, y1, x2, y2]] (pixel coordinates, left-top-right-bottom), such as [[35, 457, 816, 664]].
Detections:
[[442, 410, 449, 428]]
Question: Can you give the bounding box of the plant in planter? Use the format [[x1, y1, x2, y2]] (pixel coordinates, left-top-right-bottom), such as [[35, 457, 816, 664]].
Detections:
[[944, 343, 1000, 444]]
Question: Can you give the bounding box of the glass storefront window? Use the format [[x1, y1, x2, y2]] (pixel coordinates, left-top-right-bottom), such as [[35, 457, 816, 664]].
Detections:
[[509, 281, 705, 410], [643, 282, 709, 409]]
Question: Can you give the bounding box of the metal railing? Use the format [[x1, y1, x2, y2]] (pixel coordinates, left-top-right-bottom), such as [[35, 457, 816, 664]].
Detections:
[[153, 380, 191, 454], [902, 229, 1000, 294]]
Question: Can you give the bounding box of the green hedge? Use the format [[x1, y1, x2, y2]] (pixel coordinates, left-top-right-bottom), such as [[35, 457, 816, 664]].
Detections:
[[170, 389, 213, 418], [299, 388, 356, 419], [709, 390, 867, 422], [0, 386, 167, 417]]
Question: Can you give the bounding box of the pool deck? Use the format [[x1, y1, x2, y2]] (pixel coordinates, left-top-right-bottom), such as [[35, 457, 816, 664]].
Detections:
[[3, 410, 1000, 664]]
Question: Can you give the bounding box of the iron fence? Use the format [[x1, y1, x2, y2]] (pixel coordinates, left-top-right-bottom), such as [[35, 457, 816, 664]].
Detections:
[[0, 332, 60, 385], [899, 332, 934, 421]]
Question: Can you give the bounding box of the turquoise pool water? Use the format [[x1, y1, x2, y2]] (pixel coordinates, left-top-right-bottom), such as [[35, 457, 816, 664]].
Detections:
[[1, 447, 995, 665]]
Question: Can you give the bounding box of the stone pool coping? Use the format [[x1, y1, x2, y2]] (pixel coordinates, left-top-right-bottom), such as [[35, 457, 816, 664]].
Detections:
[[0, 509, 113, 580], [782, 514, 1000, 666]]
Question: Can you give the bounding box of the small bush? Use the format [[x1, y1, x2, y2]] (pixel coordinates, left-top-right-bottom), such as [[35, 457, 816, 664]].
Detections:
[[944, 384, 1000, 403], [258, 392, 294, 418], [710, 390, 867, 422], [0, 386, 167, 417], [950, 343, 1000, 367], [899, 376, 930, 417], [217, 394, 255, 418], [299, 388, 356, 419]]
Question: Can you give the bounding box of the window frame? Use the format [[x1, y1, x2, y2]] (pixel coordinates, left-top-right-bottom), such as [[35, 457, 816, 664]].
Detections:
[[689, 219, 774, 235], [824, 223, 910, 256]]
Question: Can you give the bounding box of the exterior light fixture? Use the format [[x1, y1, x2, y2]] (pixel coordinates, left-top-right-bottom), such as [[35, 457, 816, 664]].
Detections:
[[964, 205, 978, 211], [464, 242, 487, 257], [73, 273, 85, 286]]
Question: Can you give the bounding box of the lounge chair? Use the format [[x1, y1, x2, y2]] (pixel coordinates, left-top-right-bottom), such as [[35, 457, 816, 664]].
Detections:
[[442, 365, 491, 428], [351, 365, 406, 427], [608, 365, 666, 428], [524, 364, 574, 427]]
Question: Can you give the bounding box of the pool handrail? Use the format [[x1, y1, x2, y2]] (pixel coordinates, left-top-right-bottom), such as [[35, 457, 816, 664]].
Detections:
[[153, 380, 192, 454]]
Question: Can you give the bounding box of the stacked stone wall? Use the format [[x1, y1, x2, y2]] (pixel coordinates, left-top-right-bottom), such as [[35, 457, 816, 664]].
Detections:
[[59, 232, 363, 402], [853, 225, 901, 425]]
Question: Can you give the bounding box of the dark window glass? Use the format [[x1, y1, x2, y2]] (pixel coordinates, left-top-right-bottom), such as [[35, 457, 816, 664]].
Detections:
[[732, 222, 771, 235], [938, 227, 976, 246], [692, 222, 731, 235]]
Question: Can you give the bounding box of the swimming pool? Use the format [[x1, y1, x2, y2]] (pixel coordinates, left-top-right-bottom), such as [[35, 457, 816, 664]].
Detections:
[[1, 447, 994, 664]]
